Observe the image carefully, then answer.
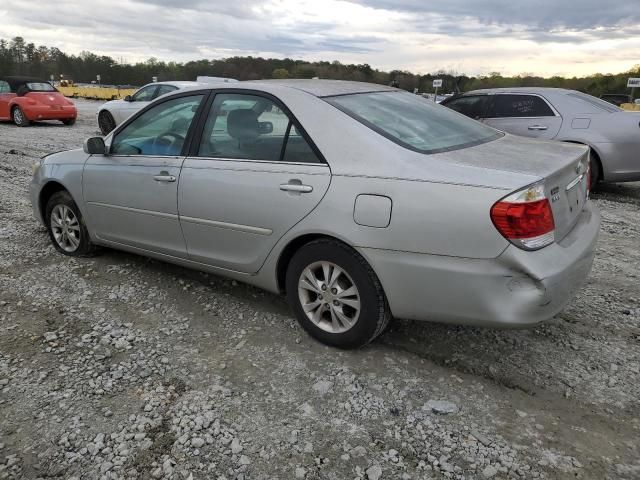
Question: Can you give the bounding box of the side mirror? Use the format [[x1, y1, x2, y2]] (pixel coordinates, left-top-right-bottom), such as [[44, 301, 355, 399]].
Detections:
[[83, 137, 107, 155], [258, 121, 273, 134], [124, 95, 132, 102]]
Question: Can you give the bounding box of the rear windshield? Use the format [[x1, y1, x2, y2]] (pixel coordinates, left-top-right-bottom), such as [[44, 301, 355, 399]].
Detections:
[[326, 91, 502, 154], [26, 82, 56, 92], [567, 92, 621, 113]]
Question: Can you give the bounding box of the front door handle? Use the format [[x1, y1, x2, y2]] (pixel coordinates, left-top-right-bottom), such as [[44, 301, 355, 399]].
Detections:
[[154, 171, 176, 182], [528, 125, 548, 131]]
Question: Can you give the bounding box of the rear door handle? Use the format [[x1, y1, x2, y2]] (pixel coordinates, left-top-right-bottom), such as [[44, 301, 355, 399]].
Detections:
[[154, 172, 176, 182], [280, 183, 313, 193], [528, 125, 548, 131]]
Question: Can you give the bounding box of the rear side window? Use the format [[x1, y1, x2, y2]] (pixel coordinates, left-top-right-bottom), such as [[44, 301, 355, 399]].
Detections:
[[327, 91, 501, 154], [490, 94, 554, 118], [0, 81, 10, 93], [197, 93, 320, 163], [443, 96, 490, 119]]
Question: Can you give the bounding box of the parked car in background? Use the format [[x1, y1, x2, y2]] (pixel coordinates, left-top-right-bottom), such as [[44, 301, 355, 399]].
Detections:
[[600, 94, 631, 107], [96, 81, 203, 135], [32, 80, 599, 348], [441, 88, 640, 184], [0, 76, 77, 126]]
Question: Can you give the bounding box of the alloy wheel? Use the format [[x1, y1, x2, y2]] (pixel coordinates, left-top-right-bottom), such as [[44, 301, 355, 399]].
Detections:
[[50, 204, 81, 253], [297, 261, 361, 333]]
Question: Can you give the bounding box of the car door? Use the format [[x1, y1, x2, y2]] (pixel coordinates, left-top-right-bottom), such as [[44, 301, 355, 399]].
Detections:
[[178, 91, 331, 273], [483, 94, 562, 139], [0, 80, 15, 120], [114, 84, 158, 124], [83, 92, 206, 257]]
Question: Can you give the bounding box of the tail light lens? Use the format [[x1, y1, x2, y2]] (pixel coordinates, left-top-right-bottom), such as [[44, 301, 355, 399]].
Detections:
[[490, 183, 555, 250]]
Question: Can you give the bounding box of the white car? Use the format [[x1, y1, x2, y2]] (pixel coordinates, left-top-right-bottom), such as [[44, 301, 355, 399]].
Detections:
[[96, 81, 203, 135]]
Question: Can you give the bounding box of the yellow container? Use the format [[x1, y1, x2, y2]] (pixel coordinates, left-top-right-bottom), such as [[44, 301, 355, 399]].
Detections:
[[621, 103, 640, 111], [58, 86, 137, 101]]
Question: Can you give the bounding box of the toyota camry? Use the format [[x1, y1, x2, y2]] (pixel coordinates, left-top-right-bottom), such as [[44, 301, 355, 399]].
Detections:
[[30, 80, 600, 348]]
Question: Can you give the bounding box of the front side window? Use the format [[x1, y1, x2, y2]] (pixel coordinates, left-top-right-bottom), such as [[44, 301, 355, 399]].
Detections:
[[0, 81, 10, 93], [111, 95, 203, 156], [198, 93, 320, 163], [490, 94, 554, 118], [132, 85, 157, 102], [444, 95, 490, 119], [326, 91, 501, 154]]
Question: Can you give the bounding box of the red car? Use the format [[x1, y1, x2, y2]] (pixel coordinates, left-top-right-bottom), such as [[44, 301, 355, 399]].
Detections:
[[0, 76, 77, 126]]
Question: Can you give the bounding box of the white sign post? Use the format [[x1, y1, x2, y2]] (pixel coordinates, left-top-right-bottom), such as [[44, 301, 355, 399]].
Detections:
[[628, 78, 640, 100], [96, 74, 101, 88], [433, 79, 443, 101]]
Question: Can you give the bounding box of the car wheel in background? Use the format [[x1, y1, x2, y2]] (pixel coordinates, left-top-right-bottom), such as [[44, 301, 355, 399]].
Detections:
[[12, 106, 30, 127], [62, 118, 76, 126], [45, 191, 96, 257], [98, 110, 116, 135], [285, 239, 391, 349], [589, 151, 602, 188]]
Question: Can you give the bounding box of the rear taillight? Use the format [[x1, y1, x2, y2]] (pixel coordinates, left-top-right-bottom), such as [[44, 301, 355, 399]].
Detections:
[[490, 183, 555, 250]]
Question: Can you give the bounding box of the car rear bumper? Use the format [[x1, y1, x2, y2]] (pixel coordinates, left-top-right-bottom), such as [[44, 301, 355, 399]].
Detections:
[[358, 201, 600, 327], [594, 142, 640, 182], [24, 106, 77, 121]]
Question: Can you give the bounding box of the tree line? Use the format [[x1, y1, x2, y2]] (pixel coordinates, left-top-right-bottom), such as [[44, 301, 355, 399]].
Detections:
[[1, 36, 638, 97]]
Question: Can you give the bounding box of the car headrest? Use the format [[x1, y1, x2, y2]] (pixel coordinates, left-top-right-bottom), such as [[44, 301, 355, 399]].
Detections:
[[171, 116, 189, 132], [227, 109, 260, 142]]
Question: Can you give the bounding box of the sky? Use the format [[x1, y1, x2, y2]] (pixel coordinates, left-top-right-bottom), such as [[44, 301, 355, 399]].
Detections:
[[1, 0, 639, 77]]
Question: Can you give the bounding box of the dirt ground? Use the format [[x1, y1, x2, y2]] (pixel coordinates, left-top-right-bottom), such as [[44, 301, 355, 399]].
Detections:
[[0, 99, 638, 480]]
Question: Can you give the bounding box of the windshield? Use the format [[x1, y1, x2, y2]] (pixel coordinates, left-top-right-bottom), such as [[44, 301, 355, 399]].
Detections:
[[26, 82, 56, 92], [567, 92, 621, 113], [326, 91, 502, 154]]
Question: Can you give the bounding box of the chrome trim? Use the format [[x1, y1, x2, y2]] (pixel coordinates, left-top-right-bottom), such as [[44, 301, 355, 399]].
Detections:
[[188, 156, 327, 167], [180, 216, 272, 236], [565, 174, 585, 191], [87, 202, 178, 220]]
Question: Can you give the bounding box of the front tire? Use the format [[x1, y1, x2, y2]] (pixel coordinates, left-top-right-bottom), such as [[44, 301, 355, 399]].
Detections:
[[12, 106, 30, 127], [45, 191, 95, 256], [62, 118, 76, 126], [285, 239, 391, 349], [98, 110, 116, 135]]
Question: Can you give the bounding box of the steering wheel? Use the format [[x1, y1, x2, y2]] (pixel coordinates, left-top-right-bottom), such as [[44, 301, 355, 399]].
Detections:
[[152, 132, 185, 155]]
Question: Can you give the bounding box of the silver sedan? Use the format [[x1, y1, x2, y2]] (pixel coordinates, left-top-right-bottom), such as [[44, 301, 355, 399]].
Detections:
[[441, 87, 640, 184], [30, 80, 599, 348]]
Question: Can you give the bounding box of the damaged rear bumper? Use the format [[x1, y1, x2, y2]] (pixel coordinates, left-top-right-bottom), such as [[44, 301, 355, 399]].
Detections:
[[357, 202, 600, 327]]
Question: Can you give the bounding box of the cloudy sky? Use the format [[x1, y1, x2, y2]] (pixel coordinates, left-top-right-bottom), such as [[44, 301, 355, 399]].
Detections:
[[1, 0, 638, 76]]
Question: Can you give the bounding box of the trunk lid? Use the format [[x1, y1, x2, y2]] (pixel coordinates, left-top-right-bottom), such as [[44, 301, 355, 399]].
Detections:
[[26, 92, 69, 107], [430, 133, 590, 241]]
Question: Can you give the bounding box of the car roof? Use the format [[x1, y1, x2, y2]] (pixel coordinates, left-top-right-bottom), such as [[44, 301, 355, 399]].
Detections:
[[463, 87, 575, 96], [248, 79, 396, 97], [3, 76, 48, 88], [178, 79, 397, 98]]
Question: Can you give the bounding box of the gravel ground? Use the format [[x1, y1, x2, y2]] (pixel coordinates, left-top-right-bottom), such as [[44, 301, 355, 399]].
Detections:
[[0, 99, 638, 480]]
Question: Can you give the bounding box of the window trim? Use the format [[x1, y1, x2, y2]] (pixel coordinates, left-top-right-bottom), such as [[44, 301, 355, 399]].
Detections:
[[108, 90, 212, 157], [189, 88, 327, 165], [484, 93, 559, 120]]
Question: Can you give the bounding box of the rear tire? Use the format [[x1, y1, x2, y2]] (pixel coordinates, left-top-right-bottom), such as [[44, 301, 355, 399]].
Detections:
[[285, 239, 391, 349], [45, 191, 96, 257], [62, 118, 76, 126], [12, 106, 30, 127], [98, 110, 116, 135]]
